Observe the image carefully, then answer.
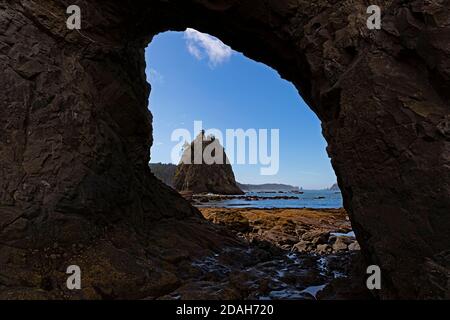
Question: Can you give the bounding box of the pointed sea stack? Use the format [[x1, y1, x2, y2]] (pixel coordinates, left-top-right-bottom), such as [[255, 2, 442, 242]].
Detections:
[[174, 131, 244, 195]]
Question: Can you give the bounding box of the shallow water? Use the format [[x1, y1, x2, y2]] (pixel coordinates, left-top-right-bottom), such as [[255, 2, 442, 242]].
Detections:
[[300, 284, 327, 299], [331, 231, 355, 237], [189, 248, 338, 300], [196, 190, 343, 209]]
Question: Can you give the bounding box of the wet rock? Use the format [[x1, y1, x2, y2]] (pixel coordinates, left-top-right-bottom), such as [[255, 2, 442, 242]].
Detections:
[[159, 281, 241, 300], [292, 241, 312, 253], [263, 229, 299, 246], [302, 230, 329, 245], [348, 242, 361, 251], [202, 210, 250, 233], [332, 237, 350, 252], [200, 208, 356, 255], [317, 244, 332, 255], [317, 253, 373, 300]]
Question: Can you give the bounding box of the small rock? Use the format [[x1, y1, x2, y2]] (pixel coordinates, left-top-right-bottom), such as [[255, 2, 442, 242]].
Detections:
[[348, 242, 361, 251], [316, 244, 331, 254], [302, 230, 329, 244], [292, 241, 312, 253], [332, 237, 348, 252]]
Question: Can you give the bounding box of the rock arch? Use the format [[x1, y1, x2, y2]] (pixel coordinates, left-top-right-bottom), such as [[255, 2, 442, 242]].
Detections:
[[0, 0, 448, 299]]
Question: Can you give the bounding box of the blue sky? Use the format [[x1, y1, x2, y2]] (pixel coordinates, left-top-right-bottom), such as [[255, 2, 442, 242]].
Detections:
[[145, 30, 337, 189]]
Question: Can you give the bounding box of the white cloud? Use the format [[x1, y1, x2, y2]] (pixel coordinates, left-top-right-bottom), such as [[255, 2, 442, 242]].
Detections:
[[184, 28, 233, 68], [187, 42, 202, 60]]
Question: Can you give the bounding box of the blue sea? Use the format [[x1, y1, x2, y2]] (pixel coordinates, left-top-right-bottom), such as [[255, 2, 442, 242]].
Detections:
[[197, 190, 343, 209]]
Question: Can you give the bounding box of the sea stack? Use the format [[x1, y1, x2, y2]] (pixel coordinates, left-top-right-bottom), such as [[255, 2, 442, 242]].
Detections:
[[174, 131, 244, 195]]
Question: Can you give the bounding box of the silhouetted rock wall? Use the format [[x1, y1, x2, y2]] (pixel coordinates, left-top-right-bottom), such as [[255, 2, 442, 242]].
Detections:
[[0, 0, 448, 299], [150, 163, 177, 188]]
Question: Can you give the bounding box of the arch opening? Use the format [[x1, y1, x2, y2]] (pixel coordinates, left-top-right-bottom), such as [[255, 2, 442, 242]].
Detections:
[[146, 30, 338, 191], [145, 29, 367, 300], [132, 2, 449, 299]]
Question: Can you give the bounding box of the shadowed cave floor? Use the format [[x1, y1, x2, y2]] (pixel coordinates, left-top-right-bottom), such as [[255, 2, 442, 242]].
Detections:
[[0, 205, 371, 300]]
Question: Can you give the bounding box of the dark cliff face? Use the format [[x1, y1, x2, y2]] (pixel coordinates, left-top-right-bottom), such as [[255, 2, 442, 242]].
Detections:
[[173, 132, 244, 195], [0, 0, 449, 299]]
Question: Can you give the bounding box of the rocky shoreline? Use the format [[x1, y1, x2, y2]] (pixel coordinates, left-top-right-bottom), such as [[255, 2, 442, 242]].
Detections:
[[123, 206, 372, 300], [199, 208, 360, 255], [154, 207, 373, 300], [0, 203, 372, 300], [193, 194, 301, 203]]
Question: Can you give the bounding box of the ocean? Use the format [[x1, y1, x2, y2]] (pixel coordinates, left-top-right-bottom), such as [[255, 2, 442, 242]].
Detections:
[[196, 190, 343, 209]]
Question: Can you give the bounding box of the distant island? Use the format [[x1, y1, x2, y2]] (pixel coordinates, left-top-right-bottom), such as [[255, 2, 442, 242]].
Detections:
[[173, 132, 244, 195], [149, 131, 243, 195], [150, 132, 302, 195], [237, 182, 300, 192]]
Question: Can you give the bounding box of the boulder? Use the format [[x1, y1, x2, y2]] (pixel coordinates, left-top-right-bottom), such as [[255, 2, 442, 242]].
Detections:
[[302, 230, 329, 245], [332, 237, 349, 252], [348, 242, 361, 251], [316, 244, 332, 255], [205, 211, 250, 233], [292, 241, 313, 253]]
